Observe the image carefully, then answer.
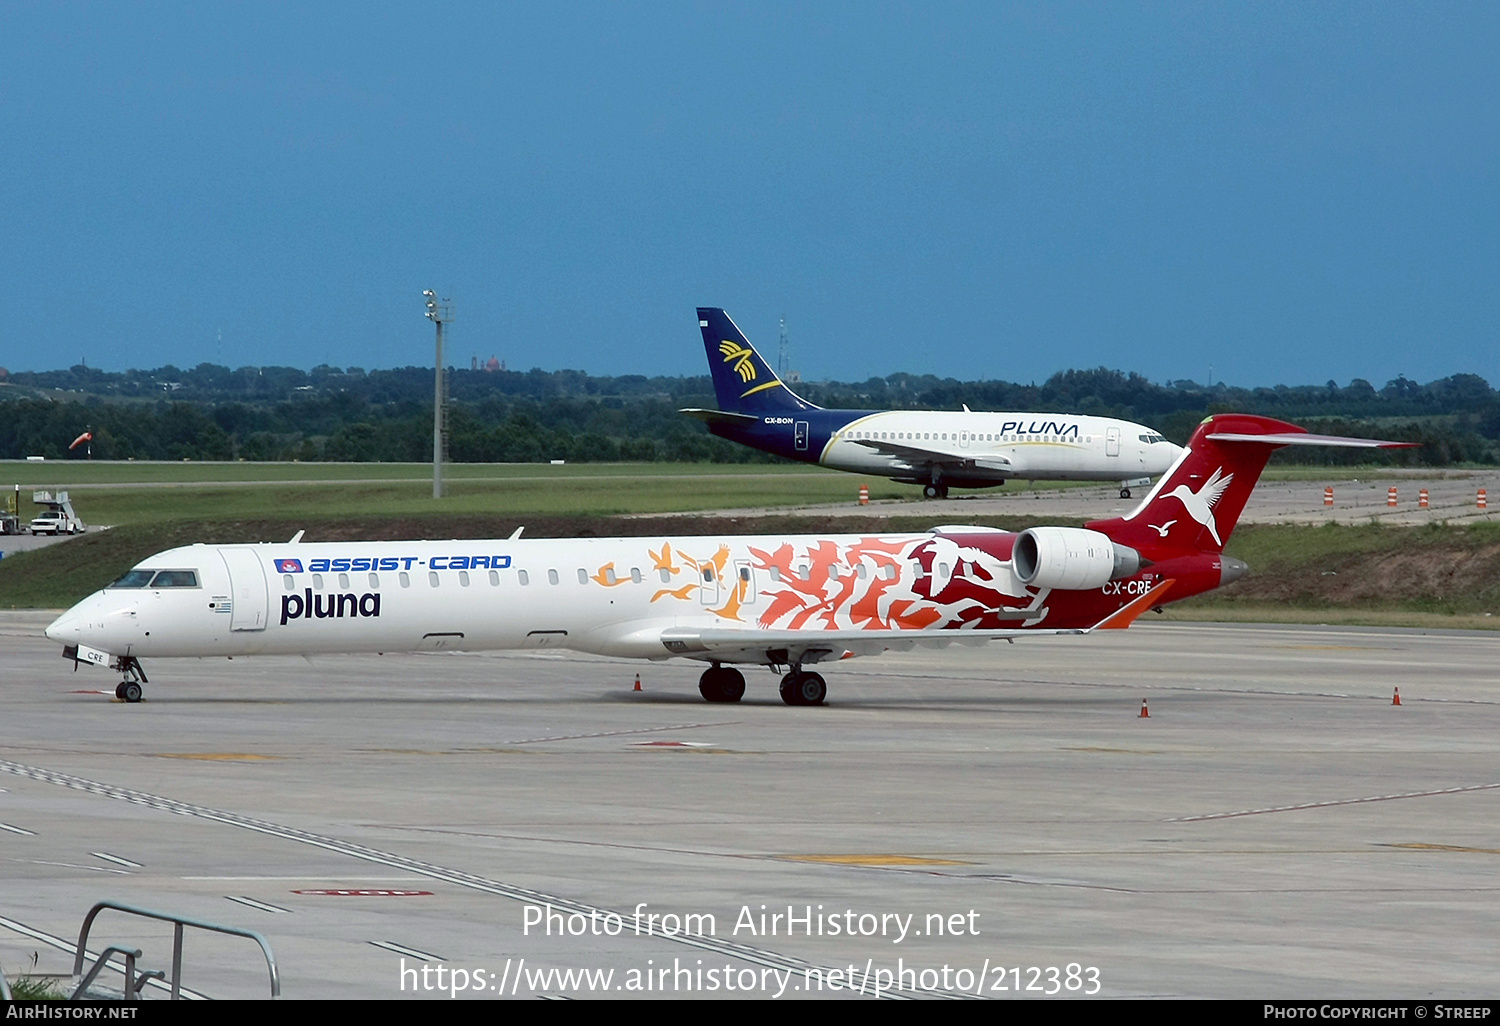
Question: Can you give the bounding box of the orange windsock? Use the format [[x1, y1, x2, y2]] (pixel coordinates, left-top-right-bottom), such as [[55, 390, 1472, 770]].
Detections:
[[69, 431, 93, 450]]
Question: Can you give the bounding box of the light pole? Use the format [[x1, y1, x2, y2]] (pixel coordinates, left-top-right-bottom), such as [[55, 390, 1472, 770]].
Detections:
[[423, 290, 452, 499]]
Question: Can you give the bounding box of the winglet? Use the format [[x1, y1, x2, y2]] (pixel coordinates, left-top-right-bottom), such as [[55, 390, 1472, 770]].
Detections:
[[1093, 579, 1175, 630], [288, 530, 305, 544]]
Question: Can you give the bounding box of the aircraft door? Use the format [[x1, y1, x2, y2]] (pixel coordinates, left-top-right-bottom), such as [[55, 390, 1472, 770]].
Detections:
[[794, 421, 809, 451], [699, 562, 719, 605], [1106, 427, 1121, 457], [219, 547, 269, 631], [699, 564, 723, 606], [733, 560, 757, 605]]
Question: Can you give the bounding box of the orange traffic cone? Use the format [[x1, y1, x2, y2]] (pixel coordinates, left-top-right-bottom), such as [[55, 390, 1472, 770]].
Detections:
[[1139, 699, 1150, 718], [1392, 687, 1401, 706], [634, 674, 642, 692]]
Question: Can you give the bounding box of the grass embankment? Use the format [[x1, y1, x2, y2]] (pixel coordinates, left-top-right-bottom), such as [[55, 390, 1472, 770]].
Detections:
[[1161, 520, 1500, 629]]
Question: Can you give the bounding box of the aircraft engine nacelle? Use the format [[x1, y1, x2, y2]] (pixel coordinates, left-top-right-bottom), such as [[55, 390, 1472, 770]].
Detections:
[[1012, 527, 1142, 591]]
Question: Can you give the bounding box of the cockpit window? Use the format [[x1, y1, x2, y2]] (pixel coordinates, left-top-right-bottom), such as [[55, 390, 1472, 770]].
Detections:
[[108, 569, 157, 589], [1139, 433, 1168, 444], [149, 570, 199, 588]]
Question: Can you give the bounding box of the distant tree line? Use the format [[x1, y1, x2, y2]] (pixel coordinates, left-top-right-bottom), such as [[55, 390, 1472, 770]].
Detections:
[[2, 362, 1499, 466]]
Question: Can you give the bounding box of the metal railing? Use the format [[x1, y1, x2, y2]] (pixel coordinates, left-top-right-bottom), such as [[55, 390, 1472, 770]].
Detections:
[[72, 901, 279, 1000]]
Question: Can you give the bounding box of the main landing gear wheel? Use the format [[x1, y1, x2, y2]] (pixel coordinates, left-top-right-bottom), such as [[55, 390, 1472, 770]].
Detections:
[[120, 682, 142, 703], [698, 665, 746, 703], [923, 484, 949, 500], [1120, 487, 1132, 499], [779, 671, 827, 706]]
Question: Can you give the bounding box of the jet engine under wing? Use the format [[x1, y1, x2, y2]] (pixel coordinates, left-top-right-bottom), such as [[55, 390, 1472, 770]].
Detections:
[[852, 438, 1013, 473]]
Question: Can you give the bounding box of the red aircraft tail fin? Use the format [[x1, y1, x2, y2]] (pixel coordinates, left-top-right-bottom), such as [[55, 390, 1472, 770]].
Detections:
[[1087, 414, 1415, 558]]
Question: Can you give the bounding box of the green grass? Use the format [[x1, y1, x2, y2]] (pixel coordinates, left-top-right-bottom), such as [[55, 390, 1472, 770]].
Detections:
[[1168, 519, 1500, 623], [2, 464, 913, 525], [5, 975, 67, 1000]]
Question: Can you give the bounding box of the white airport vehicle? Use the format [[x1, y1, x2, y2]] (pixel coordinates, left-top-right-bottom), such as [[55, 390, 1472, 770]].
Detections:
[[45, 417, 1412, 705], [682, 308, 1183, 498], [29, 490, 85, 535]]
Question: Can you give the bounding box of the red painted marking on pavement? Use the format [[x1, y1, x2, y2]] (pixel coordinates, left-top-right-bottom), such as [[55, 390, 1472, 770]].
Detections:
[[292, 889, 433, 896]]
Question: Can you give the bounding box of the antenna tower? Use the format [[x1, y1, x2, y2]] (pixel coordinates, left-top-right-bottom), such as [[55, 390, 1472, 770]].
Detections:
[[778, 316, 789, 380]]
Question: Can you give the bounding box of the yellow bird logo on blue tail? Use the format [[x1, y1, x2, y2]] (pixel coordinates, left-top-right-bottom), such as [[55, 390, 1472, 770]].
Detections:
[[719, 340, 757, 383]]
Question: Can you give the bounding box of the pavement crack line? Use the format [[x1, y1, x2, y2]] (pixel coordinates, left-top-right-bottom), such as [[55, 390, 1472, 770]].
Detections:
[[0, 759, 942, 999], [1171, 782, 1500, 822]]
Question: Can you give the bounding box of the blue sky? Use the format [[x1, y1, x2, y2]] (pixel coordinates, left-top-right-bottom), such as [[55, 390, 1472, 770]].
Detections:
[[3, 2, 1496, 388]]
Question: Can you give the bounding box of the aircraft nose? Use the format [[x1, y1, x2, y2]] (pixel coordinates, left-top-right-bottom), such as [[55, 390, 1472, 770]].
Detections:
[[44, 608, 81, 643]]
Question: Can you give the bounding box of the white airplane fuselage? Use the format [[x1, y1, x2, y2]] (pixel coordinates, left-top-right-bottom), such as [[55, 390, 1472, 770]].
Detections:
[[813, 411, 1179, 482], [46, 530, 1115, 665]]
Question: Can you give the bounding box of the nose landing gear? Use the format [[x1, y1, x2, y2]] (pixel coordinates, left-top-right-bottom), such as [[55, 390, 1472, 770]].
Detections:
[[114, 656, 147, 703]]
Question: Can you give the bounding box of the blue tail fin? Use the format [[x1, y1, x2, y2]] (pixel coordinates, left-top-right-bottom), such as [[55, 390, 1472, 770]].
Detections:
[[697, 308, 817, 413]]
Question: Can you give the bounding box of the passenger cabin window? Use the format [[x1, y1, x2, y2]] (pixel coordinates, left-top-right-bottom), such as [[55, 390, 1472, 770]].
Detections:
[[659, 568, 671, 583], [488, 570, 500, 586], [338, 573, 350, 590], [429, 572, 440, 587], [577, 568, 589, 584], [769, 566, 782, 582], [548, 569, 559, 586], [631, 567, 642, 584], [312, 574, 324, 590], [368, 573, 380, 589], [459, 571, 470, 587], [399, 572, 410, 588], [518, 570, 530, 586], [605, 568, 617, 585], [283, 574, 295, 590]]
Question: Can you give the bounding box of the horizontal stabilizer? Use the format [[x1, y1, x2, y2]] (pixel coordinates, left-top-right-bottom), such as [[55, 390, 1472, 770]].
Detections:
[[679, 408, 761, 426], [1205, 432, 1418, 448]]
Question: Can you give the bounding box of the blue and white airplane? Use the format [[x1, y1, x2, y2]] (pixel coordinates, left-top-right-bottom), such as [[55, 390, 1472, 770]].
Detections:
[[681, 308, 1183, 499]]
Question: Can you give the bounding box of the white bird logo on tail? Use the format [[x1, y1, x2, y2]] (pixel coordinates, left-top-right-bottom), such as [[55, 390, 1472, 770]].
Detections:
[[1164, 467, 1234, 546]]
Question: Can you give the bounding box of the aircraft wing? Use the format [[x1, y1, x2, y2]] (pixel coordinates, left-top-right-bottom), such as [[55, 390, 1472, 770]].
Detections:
[[659, 624, 1079, 664], [656, 580, 1172, 664], [852, 438, 1012, 473]]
